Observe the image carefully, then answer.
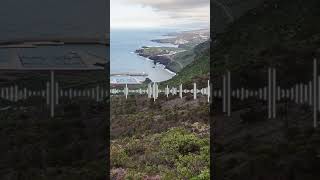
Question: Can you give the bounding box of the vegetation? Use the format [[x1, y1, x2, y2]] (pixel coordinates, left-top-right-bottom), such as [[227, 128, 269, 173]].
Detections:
[[136, 29, 210, 77], [110, 96, 210, 179], [162, 41, 210, 87], [136, 47, 183, 57]]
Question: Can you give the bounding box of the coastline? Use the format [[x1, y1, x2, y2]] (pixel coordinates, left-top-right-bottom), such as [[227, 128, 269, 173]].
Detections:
[[134, 29, 209, 77], [140, 55, 177, 76], [111, 28, 208, 84], [111, 29, 179, 84], [134, 42, 178, 76], [165, 68, 177, 75]]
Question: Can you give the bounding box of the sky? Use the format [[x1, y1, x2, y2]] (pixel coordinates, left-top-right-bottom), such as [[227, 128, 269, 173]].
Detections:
[[111, 0, 210, 29], [0, 0, 108, 41]]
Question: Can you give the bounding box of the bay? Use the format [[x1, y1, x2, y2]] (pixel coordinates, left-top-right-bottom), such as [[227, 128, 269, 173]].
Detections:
[[110, 28, 180, 83]]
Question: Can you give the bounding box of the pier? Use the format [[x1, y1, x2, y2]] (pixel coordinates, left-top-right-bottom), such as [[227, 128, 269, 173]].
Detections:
[[110, 72, 148, 77]]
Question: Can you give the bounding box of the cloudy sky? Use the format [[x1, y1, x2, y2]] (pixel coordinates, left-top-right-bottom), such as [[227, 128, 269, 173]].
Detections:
[[111, 0, 210, 29], [0, 0, 108, 41]]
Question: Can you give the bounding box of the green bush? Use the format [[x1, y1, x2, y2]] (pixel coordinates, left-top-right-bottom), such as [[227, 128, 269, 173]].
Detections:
[[110, 145, 130, 167], [160, 128, 210, 179], [160, 128, 206, 156], [125, 139, 145, 156], [191, 169, 210, 180], [125, 170, 145, 180]]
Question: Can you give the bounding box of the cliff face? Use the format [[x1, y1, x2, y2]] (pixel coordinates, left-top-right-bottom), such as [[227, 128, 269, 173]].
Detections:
[[161, 41, 210, 86], [149, 55, 171, 66]]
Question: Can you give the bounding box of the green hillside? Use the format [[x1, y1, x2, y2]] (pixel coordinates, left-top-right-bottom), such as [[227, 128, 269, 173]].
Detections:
[[168, 50, 195, 72], [162, 41, 210, 87], [110, 96, 210, 179]]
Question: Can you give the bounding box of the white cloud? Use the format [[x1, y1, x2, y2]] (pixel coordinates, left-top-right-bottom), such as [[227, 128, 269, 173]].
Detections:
[[126, 0, 209, 22], [126, 0, 209, 10], [111, 0, 209, 29]]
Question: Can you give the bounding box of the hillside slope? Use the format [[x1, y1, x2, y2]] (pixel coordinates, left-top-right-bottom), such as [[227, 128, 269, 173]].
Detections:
[[161, 41, 210, 87], [213, 0, 320, 80], [213, 0, 320, 179], [212, 0, 265, 33], [110, 96, 210, 179]]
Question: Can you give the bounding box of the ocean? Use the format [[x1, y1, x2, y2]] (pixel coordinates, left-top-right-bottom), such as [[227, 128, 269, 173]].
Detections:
[[0, 45, 108, 70], [110, 28, 181, 83]]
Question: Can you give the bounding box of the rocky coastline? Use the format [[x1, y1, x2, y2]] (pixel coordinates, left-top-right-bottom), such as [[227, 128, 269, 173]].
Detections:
[[135, 29, 209, 73], [135, 47, 177, 72]]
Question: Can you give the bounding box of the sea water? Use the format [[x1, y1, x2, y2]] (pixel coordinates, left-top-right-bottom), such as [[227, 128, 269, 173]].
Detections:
[[110, 28, 180, 83]]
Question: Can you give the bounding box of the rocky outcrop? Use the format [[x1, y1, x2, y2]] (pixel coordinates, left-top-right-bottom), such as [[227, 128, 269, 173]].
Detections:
[[149, 55, 171, 66], [135, 49, 149, 58], [135, 48, 173, 69]]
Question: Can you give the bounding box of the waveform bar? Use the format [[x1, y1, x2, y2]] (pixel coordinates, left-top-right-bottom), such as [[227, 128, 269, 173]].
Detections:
[[213, 58, 320, 128], [314, 58, 318, 128], [221, 71, 231, 116], [110, 80, 211, 103], [215, 79, 317, 108], [0, 84, 107, 103], [214, 83, 320, 103]]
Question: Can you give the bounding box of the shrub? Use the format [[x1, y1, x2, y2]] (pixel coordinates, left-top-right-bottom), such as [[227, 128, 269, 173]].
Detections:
[[110, 145, 130, 168], [191, 169, 210, 180], [125, 139, 145, 156], [160, 128, 210, 179], [160, 128, 206, 157], [125, 170, 145, 180]]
